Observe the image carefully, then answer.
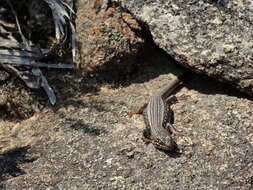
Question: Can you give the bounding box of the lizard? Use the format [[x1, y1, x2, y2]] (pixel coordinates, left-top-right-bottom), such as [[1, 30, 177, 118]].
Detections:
[[130, 73, 189, 152]]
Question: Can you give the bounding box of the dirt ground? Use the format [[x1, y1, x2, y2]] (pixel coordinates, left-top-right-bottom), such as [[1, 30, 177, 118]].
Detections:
[[0, 46, 253, 189]]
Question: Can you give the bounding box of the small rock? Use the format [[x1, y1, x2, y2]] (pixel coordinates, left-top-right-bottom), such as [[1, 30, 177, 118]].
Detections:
[[75, 0, 145, 76]]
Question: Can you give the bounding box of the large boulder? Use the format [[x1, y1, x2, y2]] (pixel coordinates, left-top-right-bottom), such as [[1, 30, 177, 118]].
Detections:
[[113, 0, 253, 95]]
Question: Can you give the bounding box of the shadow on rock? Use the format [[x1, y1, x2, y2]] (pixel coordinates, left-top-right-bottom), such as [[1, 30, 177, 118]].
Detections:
[[120, 44, 253, 100], [184, 73, 253, 100], [165, 151, 182, 158], [70, 120, 107, 136], [0, 146, 37, 181]]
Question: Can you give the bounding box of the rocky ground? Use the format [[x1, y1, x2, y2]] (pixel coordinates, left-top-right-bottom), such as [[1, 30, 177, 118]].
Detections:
[[0, 1, 253, 190], [1, 47, 253, 189]]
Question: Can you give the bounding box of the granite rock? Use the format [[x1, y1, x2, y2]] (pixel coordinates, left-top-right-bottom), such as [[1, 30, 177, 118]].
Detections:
[[112, 0, 253, 95], [75, 0, 144, 70]]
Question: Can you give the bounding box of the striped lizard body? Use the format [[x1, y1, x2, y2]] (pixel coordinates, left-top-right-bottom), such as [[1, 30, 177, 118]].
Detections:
[[143, 76, 183, 152]]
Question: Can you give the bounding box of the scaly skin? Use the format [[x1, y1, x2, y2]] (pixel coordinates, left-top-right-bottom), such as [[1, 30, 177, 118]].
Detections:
[[143, 95, 178, 152], [141, 75, 185, 152], [130, 72, 191, 152]]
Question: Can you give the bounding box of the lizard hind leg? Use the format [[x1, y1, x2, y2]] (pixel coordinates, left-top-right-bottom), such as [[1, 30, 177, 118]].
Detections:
[[166, 95, 178, 106], [128, 103, 147, 118]]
